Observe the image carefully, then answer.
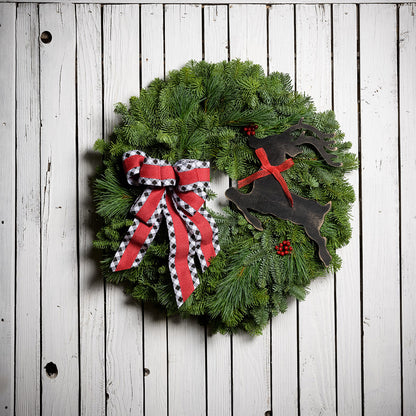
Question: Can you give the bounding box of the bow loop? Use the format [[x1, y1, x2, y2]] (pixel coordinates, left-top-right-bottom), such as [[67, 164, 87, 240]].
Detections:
[[123, 150, 177, 187]]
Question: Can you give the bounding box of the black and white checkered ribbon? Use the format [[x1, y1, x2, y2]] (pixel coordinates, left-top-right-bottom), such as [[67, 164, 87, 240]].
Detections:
[[110, 150, 220, 307]]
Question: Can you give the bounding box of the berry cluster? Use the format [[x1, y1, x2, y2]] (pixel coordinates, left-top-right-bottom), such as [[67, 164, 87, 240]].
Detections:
[[275, 240, 293, 256], [243, 124, 258, 136]]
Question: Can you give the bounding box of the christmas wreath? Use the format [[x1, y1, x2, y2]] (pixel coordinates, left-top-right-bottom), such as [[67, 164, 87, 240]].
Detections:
[[93, 60, 357, 335]]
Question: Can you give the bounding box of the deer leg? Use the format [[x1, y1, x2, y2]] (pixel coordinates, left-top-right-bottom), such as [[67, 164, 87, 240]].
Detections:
[[225, 188, 264, 231], [304, 224, 332, 267]]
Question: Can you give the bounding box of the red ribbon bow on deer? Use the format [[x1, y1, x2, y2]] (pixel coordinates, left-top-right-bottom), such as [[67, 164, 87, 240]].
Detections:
[[110, 150, 220, 307], [237, 147, 294, 207]]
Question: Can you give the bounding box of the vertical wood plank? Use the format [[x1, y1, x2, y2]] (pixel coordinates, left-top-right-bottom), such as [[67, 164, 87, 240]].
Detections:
[[296, 5, 336, 415], [203, 6, 232, 416], [76, 4, 105, 416], [103, 5, 143, 415], [269, 4, 295, 78], [360, 4, 401, 415], [142, 4, 164, 88], [229, 4, 267, 68], [15, 4, 41, 415], [164, 5, 206, 416], [39, 4, 78, 414], [203, 4, 230, 213], [268, 5, 298, 415], [333, 5, 362, 415], [400, 5, 416, 415], [165, 4, 202, 70], [0, 4, 16, 416], [141, 4, 168, 416], [204, 5, 228, 63], [229, 5, 271, 416]]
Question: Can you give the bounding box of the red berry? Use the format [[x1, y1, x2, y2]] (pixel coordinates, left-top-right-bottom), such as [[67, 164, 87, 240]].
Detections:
[[289, 246, 293, 251], [275, 245, 278, 249], [285, 250, 289, 254], [280, 252, 284, 256], [255, 124, 259, 129]]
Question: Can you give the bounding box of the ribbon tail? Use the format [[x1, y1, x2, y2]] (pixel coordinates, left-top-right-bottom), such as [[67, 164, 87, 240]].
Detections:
[[272, 171, 294, 207], [111, 187, 165, 272], [182, 207, 220, 271], [110, 217, 161, 272], [165, 195, 199, 307]]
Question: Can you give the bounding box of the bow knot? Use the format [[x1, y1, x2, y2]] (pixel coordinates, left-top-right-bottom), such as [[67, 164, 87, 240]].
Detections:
[[237, 147, 294, 207], [111, 151, 220, 307]]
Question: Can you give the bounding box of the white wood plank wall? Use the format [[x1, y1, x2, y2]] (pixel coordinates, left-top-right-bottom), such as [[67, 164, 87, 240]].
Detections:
[[1, 3, 415, 416]]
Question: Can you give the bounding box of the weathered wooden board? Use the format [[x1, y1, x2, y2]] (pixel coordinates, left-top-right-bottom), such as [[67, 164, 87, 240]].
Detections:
[[76, 4, 106, 416], [3, 2, 416, 415], [268, 5, 298, 415], [15, 4, 41, 415], [38, 4, 79, 414], [332, 4, 362, 415], [360, 4, 401, 415], [0, 4, 15, 416], [103, 6, 144, 415], [400, 6, 416, 415], [203, 5, 233, 416], [3, 0, 404, 4], [229, 5, 272, 416], [141, 5, 169, 416], [296, 4, 336, 415], [164, 5, 206, 416]]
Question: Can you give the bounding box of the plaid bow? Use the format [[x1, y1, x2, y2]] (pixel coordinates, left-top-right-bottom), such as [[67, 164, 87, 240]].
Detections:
[[110, 150, 220, 307]]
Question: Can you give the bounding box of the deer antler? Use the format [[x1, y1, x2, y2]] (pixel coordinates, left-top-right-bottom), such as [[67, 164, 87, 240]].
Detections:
[[292, 119, 342, 167]]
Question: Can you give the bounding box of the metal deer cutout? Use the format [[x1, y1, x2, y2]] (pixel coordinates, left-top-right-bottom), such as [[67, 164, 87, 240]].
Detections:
[[225, 119, 342, 266]]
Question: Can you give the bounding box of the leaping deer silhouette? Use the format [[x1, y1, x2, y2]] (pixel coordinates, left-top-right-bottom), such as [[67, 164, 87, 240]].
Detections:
[[225, 118, 342, 267]]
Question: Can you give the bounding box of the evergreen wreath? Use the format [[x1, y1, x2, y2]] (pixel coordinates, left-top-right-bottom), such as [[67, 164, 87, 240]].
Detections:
[[93, 60, 357, 335]]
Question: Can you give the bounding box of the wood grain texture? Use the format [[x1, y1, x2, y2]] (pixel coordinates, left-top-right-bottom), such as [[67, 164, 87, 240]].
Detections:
[[103, 6, 144, 415], [203, 6, 232, 416], [39, 4, 78, 414], [164, 6, 206, 416], [141, 5, 168, 416], [0, 4, 15, 416], [15, 4, 41, 415], [165, 4, 202, 70], [332, 4, 362, 415], [360, 4, 401, 415], [76, 4, 106, 416], [269, 4, 295, 78], [141, 3, 164, 88], [3, 2, 416, 415], [203, 4, 230, 214], [203, 5, 228, 63], [229, 4, 267, 69], [296, 5, 336, 415], [229, 5, 271, 416], [268, 6, 298, 415], [400, 6, 416, 415], [3, 0, 398, 4]]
